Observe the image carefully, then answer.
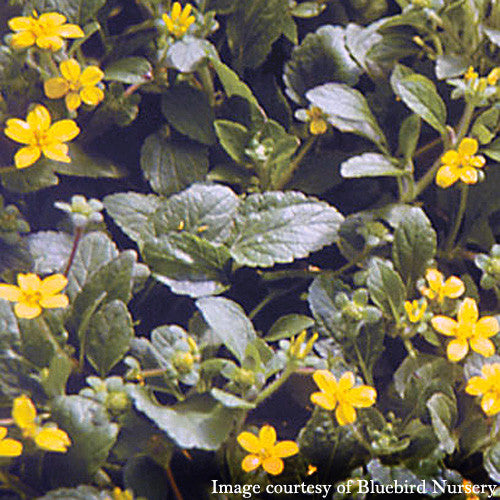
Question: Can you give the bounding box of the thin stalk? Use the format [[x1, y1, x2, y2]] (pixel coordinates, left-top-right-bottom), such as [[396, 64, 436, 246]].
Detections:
[[166, 466, 184, 500], [64, 226, 83, 276], [254, 364, 295, 406], [353, 340, 373, 386], [455, 102, 475, 143], [445, 183, 469, 254], [197, 65, 215, 107], [274, 136, 316, 190]]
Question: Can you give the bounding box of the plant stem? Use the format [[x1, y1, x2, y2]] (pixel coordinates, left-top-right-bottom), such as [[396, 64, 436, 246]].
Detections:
[[258, 268, 321, 282], [197, 65, 215, 106], [166, 466, 184, 500], [353, 340, 373, 386], [64, 226, 83, 277], [445, 184, 469, 254], [455, 101, 475, 143], [254, 365, 295, 406]]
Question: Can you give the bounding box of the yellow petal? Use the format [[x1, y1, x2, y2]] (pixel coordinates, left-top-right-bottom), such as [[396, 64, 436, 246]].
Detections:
[[338, 372, 355, 392], [470, 155, 485, 168], [80, 66, 104, 86], [39, 294, 69, 309], [44, 77, 70, 99], [180, 4, 193, 21], [312, 369, 337, 394], [27, 105, 51, 132], [436, 165, 459, 188], [349, 386, 377, 408], [465, 376, 490, 395], [18, 273, 41, 292], [8, 16, 33, 31], [481, 393, 500, 416], [425, 269, 443, 292], [0, 427, 6, 440], [42, 142, 71, 163], [310, 118, 327, 135], [459, 166, 478, 185], [5, 118, 35, 145], [10, 31, 36, 49], [273, 441, 299, 458], [15, 302, 42, 319], [12, 395, 36, 430], [40, 274, 68, 295], [163, 15, 175, 32], [60, 58, 81, 82], [35, 427, 71, 452], [0, 284, 22, 302], [431, 316, 457, 336], [47, 120, 80, 142], [38, 13, 67, 27], [475, 317, 500, 338], [310, 391, 336, 410], [80, 85, 104, 106], [241, 455, 261, 472], [237, 432, 260, 453], [470, 336, 495, 358], [0, 438, 23, 457], [458, 137, 478, 156], [14, 146, 41, 169], [171, 2, 182, 20], [55, 24, 84, 39], [458, 298, 478, 325], [36, 35, 64, 51], [442, 276, 465, 299], [482, 363, 500, 379], [335, 403, 356, 426], [65, 92, 82, 111], [259, 425, 276, 448], [447, 339, 469, 362], [262, 457, 284, 476], [441, 150, 460, 167]]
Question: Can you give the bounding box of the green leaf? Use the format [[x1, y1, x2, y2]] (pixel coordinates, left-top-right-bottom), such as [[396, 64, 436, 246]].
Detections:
[[471, 107, 500, 145], [340, 153, 403, 178], [103, 192, 160, 244], [284, 25, 362, 104], [152, 183, 239, 244], [367, 258, 405, 319], [291, 2, 327, 17], [42, 354, 73, 397], [435, 54, 469, 80], [398, 114, 421, 160], [166, 37, 217, 73], [129, 387, 240, 450], [266, 314, 315, 341], [27, 231, 73, 274], [392, 207, 437, 286], [140, 132, 209, 196], [484, 442, 500, 482], [161, 84, 216, 145], [196, 297, 256, 362], [104, 57, 153, 85], [229, 191, 344, 267], [214, 120, 251, 163], [86, 300, 134, 377], [1, 162, 59, 193], [483, 137, 500, 162], [483, 26, 500, 48], [18, 316, 56, 368], [306, 83, 387, 151], [210, 388, 255, 409], [390, 64, 447, 134], [123, 456, 170, 500], [226, 0, 288, 71], [143, 233, 231, 297], [426, 393, 457, 454], [49, 396, 119, 485]]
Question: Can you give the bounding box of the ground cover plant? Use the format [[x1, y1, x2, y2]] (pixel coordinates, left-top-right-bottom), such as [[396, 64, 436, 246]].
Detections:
[[0, 0, 500, 498]]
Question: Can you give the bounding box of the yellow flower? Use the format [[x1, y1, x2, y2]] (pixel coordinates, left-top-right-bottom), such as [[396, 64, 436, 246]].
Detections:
[[108, 487, 135, 500], [310, 370, 377, 426], [4, 104, 80, 168], [44, 59, 105, 112], [436, 138, 486, 188], [289, 331, 318, 359], [431, 298, 499, 362], [404, 299, 427, 323], [462, 479, 480, 500], [8, 11, 84, 51], [465, 363, 500, 417], [487, 68, 500, 86], [306, 464, 317, 476], [0, 273, 69, 319], [306, 106, 328, 135], [237, 425, 299, 476], [0, 427, 23, 457], [12, 395, 71, 453], [420, 268, 465, 303], [162, 2, 195, 38], [464, 66, 478, 82]]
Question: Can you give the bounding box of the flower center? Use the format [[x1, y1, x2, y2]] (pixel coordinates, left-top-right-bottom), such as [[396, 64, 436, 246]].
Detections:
[[21, 289, 43, 307]]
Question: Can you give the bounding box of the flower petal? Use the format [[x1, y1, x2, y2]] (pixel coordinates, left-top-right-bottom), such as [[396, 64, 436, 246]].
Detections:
[[241, 454, 261, 472], [425, 269, 443, 293], [481, 393, 500, 416], [441, 150, 460, 167], [348, 386, 377, 408], [8, 16, 33, 31], [27, 105, 51, 132], [0, 284, 22, 302], [41, 274, 67, 295], [39, 294, 69, 309], [475, 317, 500, 338], [47, 120, 80, 142], [459, 166, 478, 184], [60, 58, 81, 82], [465, 376, 490, 395], [35, 427, 71, 452], [442, 276, 465, 299], [338, 372, 355, 392], [431, 316, 458, 336], [180, 4, 193, 21], [14, 146, 41, 169], [458, 137, 478, 156], [65, 92, 82, 112], [335, 403, 357, 426], [310, 391, 336, 410], [42, 142, 71, 163], [55, 24, 84, 38], [436, 165, 459, 188], [458, 298, 478, 325], [15, 302, 42, 319], [44, 77, 70, 99], [36, 36, 64, 51], [470, 336, 495, 358], [17, 273, 41, 292], [447, 338, 469, 362], [262, 457, 284, 476], [312, 369, 337, 394], [237, 432, 260, 453], [0, 427, 6, 440], [273, 441, 299, 458], [259, 425, 276, 448], [12, 395, 36, 431], [5, 119, 35, 145], [80, 86, 104, 106], [171, 2, 182, 20], [38, 13, 67, 27], [470, 155, 485, 168], [0, 438, 23, 457], [10, 31, 36, 49], [80, 66, 104, 86]]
